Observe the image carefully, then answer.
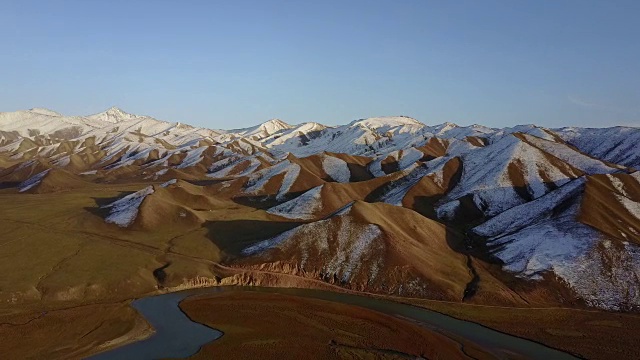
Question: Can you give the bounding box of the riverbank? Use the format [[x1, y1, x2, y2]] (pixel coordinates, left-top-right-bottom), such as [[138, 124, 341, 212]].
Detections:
[[0, 301, 152, 359], [404, 298, 640, 360], [2, 284, 640, 359], [68, 286, 579, 359]]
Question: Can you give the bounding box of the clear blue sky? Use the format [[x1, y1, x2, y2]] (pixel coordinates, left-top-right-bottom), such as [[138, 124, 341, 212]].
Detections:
[[1, 0, 639, 128]]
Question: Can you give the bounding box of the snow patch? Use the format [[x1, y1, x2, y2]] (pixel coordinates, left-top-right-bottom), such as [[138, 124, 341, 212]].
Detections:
[[103, 186, 154, 227], [241, 227, 299, 256], [398, 147, 424, 170], [436, 200, 460, 221], [379, 164, 428, 206], [18, 169, 50, 192], [267, 185, 323, 219], [607, 174, 630, 197], [53, 156, 71, 167], [160, 179, 177, 188], [322, 155, 350, 183], [277, 163, 301, 200], [241, 215, 385, 282], [244, 160, 301, 200], [616, 194, 640, 219], [176, 146, 207, 169]]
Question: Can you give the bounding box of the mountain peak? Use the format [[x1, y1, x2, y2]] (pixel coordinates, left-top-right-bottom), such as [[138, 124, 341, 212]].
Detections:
[[106, 105, 124, 112], [87, 106, 140, 123], [225, 118, 294, 141], [434, 122, 459, 132], [258, 118, 293, 132], [104, 106, 132, 117]]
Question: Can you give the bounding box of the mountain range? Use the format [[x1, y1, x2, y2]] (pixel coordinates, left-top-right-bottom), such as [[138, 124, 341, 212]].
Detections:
[[1, 107, 639, 311]]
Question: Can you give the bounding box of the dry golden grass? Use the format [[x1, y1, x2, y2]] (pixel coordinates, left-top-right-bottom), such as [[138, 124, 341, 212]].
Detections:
[[403, 298, 640, 360], [0, 182, 261, 308], [0, 178, 324, 309], [0, 301, 151, 360], [181, 291, 486, 360], [0, 174, 638, 360]]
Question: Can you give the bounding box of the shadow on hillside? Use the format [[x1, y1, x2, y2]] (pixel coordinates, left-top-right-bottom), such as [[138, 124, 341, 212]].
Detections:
[[231, 190, 307, 210], [184, 179, 228, 187], [0, 181, 20, 189], [364, 157, 463, 204], [435, 179, 566, 301], [391, 158, 572, 301], [82, 191, 138, 218], [346, 162, 374, 182], [444, 228, 480, 301], [380, 159, 400, 174], [203, 219, 304, 258]]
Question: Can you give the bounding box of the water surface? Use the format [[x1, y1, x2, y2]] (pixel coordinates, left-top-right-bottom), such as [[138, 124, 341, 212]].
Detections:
[[91, 286, 578, 360], [88, 290, 222, 360]]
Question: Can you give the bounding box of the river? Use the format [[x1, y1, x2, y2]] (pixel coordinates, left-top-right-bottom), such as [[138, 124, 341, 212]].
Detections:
[[89, 286, 578, 360]]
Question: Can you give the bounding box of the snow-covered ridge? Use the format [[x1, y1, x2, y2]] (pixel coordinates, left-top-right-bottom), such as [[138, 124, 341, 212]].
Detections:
[[3, 106, 637, 163], [1, 107, 638, 188], [348, 116, 424, 130], [472, 177, 640, 310], [102, 186, 154, 227], [2, 106, 640, 310]]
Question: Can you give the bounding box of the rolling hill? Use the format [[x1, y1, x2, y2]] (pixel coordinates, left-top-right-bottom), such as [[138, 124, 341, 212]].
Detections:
[[1, 106, 639, 312]]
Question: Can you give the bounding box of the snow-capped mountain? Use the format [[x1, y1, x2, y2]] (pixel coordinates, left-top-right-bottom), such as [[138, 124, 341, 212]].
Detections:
[[86, 106, 146, 123], [1, 106, 639, 310], [224, 118, 294, 141]]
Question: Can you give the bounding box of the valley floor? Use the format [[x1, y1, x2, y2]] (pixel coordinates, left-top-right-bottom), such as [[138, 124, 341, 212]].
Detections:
[[1, 285, 640, 359], [0, 183, 639, 359]]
